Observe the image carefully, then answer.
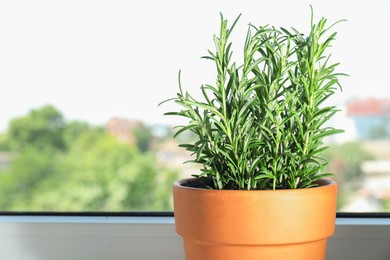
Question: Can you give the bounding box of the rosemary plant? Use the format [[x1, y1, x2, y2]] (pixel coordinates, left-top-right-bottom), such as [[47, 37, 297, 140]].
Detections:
[[162, 11, 346, 190]]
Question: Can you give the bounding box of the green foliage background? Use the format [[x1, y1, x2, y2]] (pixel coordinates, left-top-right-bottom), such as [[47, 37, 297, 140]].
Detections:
[[323, 142, 374, 210], [0, 105, 177, 211]]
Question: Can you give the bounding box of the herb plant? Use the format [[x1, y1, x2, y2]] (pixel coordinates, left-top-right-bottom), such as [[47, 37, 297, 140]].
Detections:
[[162, 10, 346, 190]]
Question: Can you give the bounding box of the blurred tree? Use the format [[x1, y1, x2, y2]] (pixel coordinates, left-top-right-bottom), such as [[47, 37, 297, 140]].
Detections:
[[62, 120, 93, 148], [0, 147, 61, 209], [132, 124, 153, 152], [8, 105, 66, 151], [0, 105, 178, 211], [369, 121, 390, 139], [0, 134, 10, 151], [22, 131, 178, 211]]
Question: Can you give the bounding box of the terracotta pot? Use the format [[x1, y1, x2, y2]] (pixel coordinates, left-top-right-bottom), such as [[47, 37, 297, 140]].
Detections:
[[173, 178, 337, 260]]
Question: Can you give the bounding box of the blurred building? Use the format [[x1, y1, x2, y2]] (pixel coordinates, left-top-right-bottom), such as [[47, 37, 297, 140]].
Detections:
[[346, 98, 390, 139], [106, 117, 143, 144]]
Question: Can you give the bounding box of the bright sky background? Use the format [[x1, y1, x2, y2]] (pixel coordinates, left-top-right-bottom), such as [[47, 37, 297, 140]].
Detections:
[[1, 0, 389, 131]]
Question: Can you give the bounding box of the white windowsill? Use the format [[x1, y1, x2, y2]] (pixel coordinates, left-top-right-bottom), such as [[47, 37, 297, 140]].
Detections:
[[0, 215, 388, 260]]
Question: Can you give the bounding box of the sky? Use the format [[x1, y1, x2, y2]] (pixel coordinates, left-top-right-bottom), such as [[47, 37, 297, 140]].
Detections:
[[0, 0, 389, 131]]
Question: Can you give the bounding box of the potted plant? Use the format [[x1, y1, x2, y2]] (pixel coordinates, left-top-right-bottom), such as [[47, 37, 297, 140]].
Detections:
[[161, 8, 345, 260]]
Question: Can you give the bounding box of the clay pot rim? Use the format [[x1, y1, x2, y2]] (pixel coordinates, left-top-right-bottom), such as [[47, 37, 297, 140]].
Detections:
[[173, 178, 336, 194]]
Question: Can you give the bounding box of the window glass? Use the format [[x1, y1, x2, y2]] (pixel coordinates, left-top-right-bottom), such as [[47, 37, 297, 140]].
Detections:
[[0, 0, 389, 212]]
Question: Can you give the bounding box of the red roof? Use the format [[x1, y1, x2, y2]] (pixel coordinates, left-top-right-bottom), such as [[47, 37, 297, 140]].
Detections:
[[347, 98, 390, 116]]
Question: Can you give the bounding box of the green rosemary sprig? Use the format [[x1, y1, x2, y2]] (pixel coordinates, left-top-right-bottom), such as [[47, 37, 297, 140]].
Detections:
[[162, 10, 346, 190]]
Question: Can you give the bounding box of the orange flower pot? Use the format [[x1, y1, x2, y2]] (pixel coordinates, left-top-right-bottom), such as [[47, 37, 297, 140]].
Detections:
[[173, 178, 337, 260]]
